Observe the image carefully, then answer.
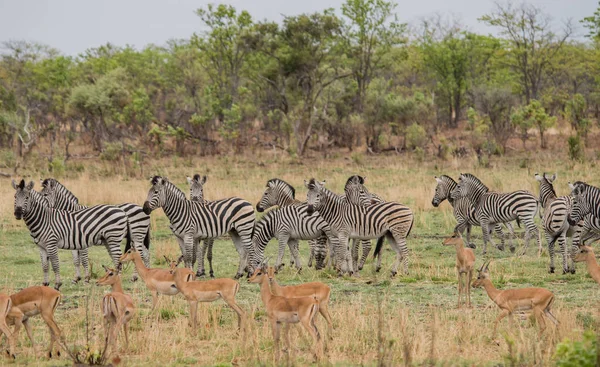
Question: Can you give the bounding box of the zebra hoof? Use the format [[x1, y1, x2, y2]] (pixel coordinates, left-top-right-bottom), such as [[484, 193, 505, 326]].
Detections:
[[84, 276, 91, 283], [390, 271, 397, 278], [570, 268, 576, 274], [209, 271, 214, 278], [131, 275, 139, 282], [549, 267, 555, 274], [71, 276, 81, 284], [375, 267, 381, 273], [43, 282, 50, 287], [196, 271, 206, 278], [358, 265, 364, 271], [54, 282, 62, 291], [496, 245, 505, 251]]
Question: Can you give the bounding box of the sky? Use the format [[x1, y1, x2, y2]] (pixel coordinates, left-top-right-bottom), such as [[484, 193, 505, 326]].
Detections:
[[0, 0, 595, 56]]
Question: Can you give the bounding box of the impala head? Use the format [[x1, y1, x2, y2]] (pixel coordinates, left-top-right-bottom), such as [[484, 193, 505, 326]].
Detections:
[[143, 176, 169, 214], [169, 255, 185, 274], [442, 232, 463, 246], [187, 174, 207, 202], [568, 181, 589, 226], [39, 178, 58, 207], [257, 179, 295, 212], [344, 175, 373, 207], [574, 246, 595, 263], [305, 179, 326, 216], [266, 266, 277, 282], [248, 259, 269, 283], [96, 264, 122, 286], [119, 247, 140, 263], [432, 176, 453, 207], [12, 179, 35, 220], [473, 260, 491, 288]]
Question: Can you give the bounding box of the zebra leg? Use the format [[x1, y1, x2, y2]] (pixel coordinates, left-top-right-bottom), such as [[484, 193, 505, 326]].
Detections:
[[47, 246, 62, 290], [183, 234, 195, 269], [493, 224, 506, 250], [275, 235, 290, 271], [333, 234, 352, 276], [387, 231, 410, 276], [196, 238, 207, 278], [501, 222, 516, 253], [80, 248, 90, 283], [307, 239, 316, 268], [351, 239, 359, 271], [546, 233, 556, 274], [480, 220, 492, 255], [206, 239, 214, 278], [521, 218, 540, 256], [71, 251, 82, 284], [358, 240, 372, 270], [230, 232, 249, 279], [288, 239, 302, 271], [39, 248, 50, 287], [558, 233, 570, 274], [314, 236, 328, 270]]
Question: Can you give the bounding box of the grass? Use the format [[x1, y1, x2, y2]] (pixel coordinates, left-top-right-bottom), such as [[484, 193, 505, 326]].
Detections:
[[0, 152, 598, 366]]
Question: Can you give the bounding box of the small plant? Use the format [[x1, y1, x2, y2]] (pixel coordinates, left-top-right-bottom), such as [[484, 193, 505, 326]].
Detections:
[[405, 123, 427, 150], [554, 330, 596, 367], [100, 142, 123, 162], [568, 135, 585, 162]]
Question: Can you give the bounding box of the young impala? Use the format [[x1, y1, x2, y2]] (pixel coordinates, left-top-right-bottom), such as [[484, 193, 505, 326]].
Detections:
[[443, 232, 475, 308], [266, 266, 333, 336], [574, 246, 600, 284], [0, 294, 16, 359], [170, 258, 245, 332], [473, 261, 559, 337], [96, 265, 136, 356], [248, 261, 322, 363], [119, 248, 179, 310]]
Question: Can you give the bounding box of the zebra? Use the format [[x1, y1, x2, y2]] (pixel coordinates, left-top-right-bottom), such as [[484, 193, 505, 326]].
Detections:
[[12, 179, 128, 290], [187, 174, 215, 278], [432, 175, 516, 250], [40, 178, 151, 282], [249, 205, 340, 273], [450, 173, 541, 255], [567, 181, 600, 243], [534, 173, 580, 274], [306, 177, 414, 276], [142, 176, 256, 279]]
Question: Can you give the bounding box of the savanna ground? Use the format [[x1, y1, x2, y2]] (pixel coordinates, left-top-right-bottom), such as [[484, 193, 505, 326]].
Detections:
[[0, 151, 598, 366]]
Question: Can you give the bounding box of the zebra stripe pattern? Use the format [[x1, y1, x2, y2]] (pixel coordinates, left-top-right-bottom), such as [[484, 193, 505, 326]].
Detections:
[[187, 174, 215, 277], [432, 175, 515, 250], [143, 176, 255, 278], [306, 178, 414, 276], [450, 173, 541, 255], [568, 182, 600, 246], [535, 173, 579, 274], [40, 178, 151, 282], [12, 179, 128, 289]]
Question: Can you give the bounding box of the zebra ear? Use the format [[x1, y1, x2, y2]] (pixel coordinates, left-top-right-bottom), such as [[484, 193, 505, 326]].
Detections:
[[568, 182, 575, 190], [320, 180, 326, 187], [304, 180, 309, 188], [26, 181, 34, 190], [550, 173, 557, 182], [186, 177, 193, 185], [201, 175, 207, 184], [434, 176, 442, 183], [534, 173, 542, 181]]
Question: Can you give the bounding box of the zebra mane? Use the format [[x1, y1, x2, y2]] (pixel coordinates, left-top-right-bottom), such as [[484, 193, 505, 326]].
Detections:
[[164, 180, 187, 200], [151, 175, 162, 185], [345, 175, 365, 187], [438, 175, 457, 186], [460, 173, 489, 192], [540, 175, 557, 198], [267, 178, 295, 199], [42, 178, 80, 204]]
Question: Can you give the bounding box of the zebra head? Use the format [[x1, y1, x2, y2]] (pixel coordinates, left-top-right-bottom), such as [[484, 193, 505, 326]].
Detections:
[[12, 179, 35, 220], [305, 178, 326, 216], [187, 174, 207, 202], [344, 175, 372, 207], [257, 178, 295, 212], [143, 176, 169, 214], [450, 173, 486, 201], [568, 181, 589, 226], [39, 178, 58, 207], [432, 175, 456, 207]]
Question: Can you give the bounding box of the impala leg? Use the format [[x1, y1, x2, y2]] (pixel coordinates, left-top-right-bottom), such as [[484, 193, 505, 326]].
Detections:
[[151, 290, 159, 312], [282, 323, 291, 360], [467, 270, 472, 308], [41, 311, 65, 358], [319, 301, 334, 338], [22, 319, 36, 355], [271, 320, 281, 363], [196, 238, 206, 277], [533, 307, 546, 334], [222, 296, 246, 331], [456, 269, 462, 308], [301, 312, 321, 361], [0, 319, 14, 359], [493, 310, 510, 338], [189, 301, 198, 333]]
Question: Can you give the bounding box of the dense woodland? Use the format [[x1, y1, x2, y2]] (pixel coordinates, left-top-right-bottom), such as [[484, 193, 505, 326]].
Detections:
[[1, 0, 600, 170]]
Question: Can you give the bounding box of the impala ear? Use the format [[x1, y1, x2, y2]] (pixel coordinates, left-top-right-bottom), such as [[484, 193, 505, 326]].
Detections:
[[163, 255, 170, 263], [102, 264, 109, 272], [175, 255, 184, 267]]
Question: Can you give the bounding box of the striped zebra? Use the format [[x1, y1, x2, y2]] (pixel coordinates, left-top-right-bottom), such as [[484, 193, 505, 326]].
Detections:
[[535, 173, 580, 274], [450, 173, 541, 255], [143, 176, 255, 279], [432, 175, 515, 250], [12, 179, 128, 289], [249, 205, 340, 273], [306, 178, 414, 276], [187, 174, 215, 277], [40, 178, 151, 282], [567, 181, 600, 244]]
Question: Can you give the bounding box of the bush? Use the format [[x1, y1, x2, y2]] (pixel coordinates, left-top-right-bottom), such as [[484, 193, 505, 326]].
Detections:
[[405, 123, 427, 150], [568, 135, 585, 162], [554, 330, 596, 367], [100, 142, 123, 162], [49, 157, 66, 177]]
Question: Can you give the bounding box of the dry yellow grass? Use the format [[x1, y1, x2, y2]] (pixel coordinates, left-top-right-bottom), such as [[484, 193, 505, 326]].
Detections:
[[0, 152, 597, 366]]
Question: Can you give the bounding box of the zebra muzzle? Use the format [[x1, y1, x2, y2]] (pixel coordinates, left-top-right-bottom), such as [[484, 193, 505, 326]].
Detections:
[[306, 205, 315, 216], [256, 204, 264, 213], [13, 208, 23, 220], [142, 201, 153, 215]]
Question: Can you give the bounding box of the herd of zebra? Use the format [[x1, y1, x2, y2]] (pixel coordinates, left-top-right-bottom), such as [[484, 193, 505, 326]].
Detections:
[[9, 171, 600, 290]]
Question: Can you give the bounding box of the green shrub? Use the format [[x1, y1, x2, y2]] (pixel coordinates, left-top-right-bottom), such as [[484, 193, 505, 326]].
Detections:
[[568, 135, 585, 162], [405, 123, 427, 150], [49, 157, 66, 177], [554, 330, 596, 367], [100, 142, 123, 162]]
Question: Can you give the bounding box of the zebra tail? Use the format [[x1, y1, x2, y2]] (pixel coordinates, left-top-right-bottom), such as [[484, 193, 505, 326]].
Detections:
[[516, 217, 521, 228], [124, 219, 132, 252], [373, 235, 386, 259]]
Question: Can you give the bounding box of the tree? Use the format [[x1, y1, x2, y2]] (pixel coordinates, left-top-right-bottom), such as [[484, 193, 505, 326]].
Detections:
[[341, 0, 405, 113], [581, 1, 600, 42], [511, 100, 555, 149], [473, 85, 516, 152], [564, 93, 590, 138], [480, 2, 572, 103]]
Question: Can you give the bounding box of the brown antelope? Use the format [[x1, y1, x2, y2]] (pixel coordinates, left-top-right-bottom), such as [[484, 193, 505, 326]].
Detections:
[[266, 266, 333, 335], [473, 261, 559, 337], [248, 262, 321, 362], [96, 265, 136, 355], [170, 258, 245, 332], [119, 248, 179, 310], [0, 294, 16, 359], [574, 246, 600, 284], [443, 232, 475, 308], [8, 286, 67, 358]]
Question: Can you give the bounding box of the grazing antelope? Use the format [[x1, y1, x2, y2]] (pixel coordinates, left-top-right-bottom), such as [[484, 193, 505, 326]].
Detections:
[[248, 262, 321, 362], [170, 258, 245, 332], [119, 248, 179, 310], [0, 294, 16, 359], [574, 246, 600, 284], [96, 265, 136, 355], [473, 261, 558, 337], [266, 266, 333, 336], [8, 286, 67, 358], [443, 232, 475, 308]]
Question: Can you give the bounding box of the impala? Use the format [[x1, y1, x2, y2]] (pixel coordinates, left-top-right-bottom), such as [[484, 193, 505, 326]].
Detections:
[[574, 246, 600, 284], [170, 258, 245, 332], [96, 264, 136, 356], [248, 261, 321, 362], [266, 266, 333, 336], [0, 294, 16, 359], [473, 261, 558, 336], [443, 232, 475, 308], [119, 248, 179, 310]]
